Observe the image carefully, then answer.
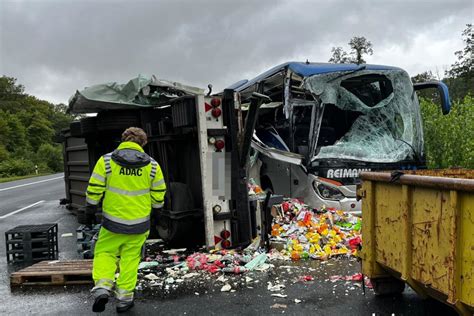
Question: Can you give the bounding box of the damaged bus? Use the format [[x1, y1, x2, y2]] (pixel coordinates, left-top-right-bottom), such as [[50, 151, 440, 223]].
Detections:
[[229, 62, 451, 214]]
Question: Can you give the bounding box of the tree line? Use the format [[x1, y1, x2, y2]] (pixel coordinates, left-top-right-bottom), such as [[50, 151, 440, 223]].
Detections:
[[0, 77, 75, 177], [329, 24, 473, 169]]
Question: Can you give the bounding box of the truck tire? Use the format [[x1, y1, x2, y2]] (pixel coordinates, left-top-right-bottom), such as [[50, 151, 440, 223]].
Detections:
[[156, 216, 197, 247], [70, 121, 82, 137], [96, 110, 140, 132], [80, 117, 97, 135], [372, 277, 406, 296]]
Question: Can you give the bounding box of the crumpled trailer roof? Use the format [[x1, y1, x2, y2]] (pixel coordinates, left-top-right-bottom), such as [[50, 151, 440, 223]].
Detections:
[[68, 74, 204, 113]]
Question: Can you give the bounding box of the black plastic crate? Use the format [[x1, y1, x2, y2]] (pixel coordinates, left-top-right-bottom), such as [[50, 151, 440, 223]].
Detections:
[[5, 224, 58, 264]]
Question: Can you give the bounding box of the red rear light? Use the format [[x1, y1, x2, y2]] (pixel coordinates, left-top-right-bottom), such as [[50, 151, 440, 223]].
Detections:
[[211, 98, 221, 107], [220, 230, 231, 239], [214, 139, 225, 150], [211, 107, 222, 118], [221, 240, 231, 249]]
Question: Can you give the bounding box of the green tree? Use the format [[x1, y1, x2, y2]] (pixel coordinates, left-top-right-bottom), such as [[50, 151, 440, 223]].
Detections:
[[411, 71, 440, 102], [3, 112, 29, 152], [27, 117, 55, 152], [444, 24, 473, 101], [328, 47, 350, 63], [411, 71, 436, 83], [329, 36, 374, 64], [0, 145, 9, 161], [0, 76, 74, 177], [36, 143, 63, 172], [0, 113, 12, 146], [50, 103, 74, 134], [0, 76, 24, 99], [348, 36, 373, 64], [447, 24, 473, 78]]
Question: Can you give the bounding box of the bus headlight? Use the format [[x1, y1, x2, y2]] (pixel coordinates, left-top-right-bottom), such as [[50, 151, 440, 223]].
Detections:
[[313, 181, 345, 201]]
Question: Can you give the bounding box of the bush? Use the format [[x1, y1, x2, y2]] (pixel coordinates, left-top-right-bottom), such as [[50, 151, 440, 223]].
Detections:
[[36, 143, 64, 172], [420, 95, 474, 169], [36, 162, 52, 174], [0, 158, 35, 177], [0, 144, 9, 161]]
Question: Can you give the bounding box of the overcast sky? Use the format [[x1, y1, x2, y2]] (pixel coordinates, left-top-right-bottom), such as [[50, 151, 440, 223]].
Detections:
[[0, 0, 472, 104]]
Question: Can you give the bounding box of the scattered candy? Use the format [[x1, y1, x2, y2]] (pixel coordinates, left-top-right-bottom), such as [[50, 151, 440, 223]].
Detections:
[[270, 199, 361, 260]]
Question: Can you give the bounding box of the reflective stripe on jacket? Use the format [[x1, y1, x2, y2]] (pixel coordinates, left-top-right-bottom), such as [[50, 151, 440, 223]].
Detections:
[[86, 141, 166, 234]]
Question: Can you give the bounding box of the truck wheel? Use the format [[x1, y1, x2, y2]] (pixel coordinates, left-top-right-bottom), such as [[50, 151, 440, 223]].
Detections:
[[96, 110, 140, 132], [70, 121, 83, 137], [80, 117, 97, 135], [372, 277, 406, 296], [156, 215, 177, 244], [156, 214, 197, 247]]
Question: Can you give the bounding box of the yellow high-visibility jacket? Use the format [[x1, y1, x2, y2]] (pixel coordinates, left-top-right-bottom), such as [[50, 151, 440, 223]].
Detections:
[[86, 141, 166, 234]]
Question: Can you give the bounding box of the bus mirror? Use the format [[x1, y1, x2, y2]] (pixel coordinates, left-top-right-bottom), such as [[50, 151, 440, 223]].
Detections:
[[413, 81, 451, 115]]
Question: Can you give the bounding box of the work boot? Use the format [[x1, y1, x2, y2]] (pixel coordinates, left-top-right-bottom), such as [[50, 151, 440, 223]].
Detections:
[[116, 300, 135, 313], [91, 288, 110, 313]]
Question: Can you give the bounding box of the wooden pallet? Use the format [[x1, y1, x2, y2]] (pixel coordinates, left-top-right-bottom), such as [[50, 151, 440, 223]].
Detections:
[[10, 260, 93, 286]]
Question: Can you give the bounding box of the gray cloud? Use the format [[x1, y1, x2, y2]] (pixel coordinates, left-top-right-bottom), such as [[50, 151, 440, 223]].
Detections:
[[0, 0, 472, 104]]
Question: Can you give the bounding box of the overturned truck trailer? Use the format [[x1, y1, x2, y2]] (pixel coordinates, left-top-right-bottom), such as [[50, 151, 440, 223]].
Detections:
[[229, 62, 451, 214], [62, 75, 269, 248]]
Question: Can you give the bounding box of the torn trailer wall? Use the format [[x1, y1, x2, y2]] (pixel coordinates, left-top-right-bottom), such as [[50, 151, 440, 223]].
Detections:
[[304, 69, 424, 163]]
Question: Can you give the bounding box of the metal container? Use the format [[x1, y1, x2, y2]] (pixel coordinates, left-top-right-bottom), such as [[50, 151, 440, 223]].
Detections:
[[358, 169, 474, 315]]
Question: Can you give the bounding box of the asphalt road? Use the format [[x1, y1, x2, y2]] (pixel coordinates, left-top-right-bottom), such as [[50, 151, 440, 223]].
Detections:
[[0, 173, 65, 217], [0, 174, 459, 315]]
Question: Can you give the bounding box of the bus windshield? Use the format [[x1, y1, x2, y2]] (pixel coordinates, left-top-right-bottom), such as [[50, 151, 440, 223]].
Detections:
[[304, 69, 424, 163]]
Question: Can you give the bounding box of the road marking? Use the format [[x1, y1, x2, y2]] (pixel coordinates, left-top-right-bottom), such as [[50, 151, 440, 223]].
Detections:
[[0, 200, 45, 219], [0, 176, 63, 192]]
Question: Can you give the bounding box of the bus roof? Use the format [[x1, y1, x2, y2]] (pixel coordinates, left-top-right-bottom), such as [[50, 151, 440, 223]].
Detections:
[[229, 61, 401, 92]]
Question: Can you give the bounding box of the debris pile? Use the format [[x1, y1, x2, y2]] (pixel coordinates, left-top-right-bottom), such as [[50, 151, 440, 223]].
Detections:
[[136, 246, 272, 293], [135, 199, 364, 296], [269, 199, 362, 260]]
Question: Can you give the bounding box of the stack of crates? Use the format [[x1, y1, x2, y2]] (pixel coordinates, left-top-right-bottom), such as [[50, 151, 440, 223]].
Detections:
[[5, 224, 58, 264]]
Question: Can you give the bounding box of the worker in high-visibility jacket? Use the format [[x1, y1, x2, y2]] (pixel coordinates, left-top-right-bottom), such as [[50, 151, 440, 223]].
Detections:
[[85, 127, 166, 313]]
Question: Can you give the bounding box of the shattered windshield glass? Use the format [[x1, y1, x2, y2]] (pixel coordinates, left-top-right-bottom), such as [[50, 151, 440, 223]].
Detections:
[[304, 69, 423, 163]]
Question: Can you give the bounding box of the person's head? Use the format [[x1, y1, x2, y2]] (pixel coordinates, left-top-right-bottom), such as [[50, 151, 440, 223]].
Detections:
[[121, 127, 148, 147]]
